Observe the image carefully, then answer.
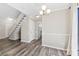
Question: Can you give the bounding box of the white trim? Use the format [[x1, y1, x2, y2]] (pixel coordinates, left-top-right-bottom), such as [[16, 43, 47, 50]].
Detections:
[[71, 4, 78, 56], [0, 36, 8, 40], [42, 44, 67, 51], [0, 37, 8, 40], [42, 33, 71, 36], [21, 39, 31, 43]]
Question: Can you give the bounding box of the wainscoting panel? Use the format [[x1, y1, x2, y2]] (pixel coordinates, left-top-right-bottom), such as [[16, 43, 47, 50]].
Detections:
[[42, 33, 70, 50]]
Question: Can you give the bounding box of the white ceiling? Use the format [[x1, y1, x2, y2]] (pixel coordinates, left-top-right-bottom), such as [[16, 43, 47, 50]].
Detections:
[[7, 3, 71, 17]]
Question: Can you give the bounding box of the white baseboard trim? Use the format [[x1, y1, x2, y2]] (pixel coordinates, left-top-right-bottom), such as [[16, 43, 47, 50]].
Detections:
[[21, 40, 30, 43], [21, 39, 38, 43], [0, 37, 8, 40], [42, 44, 67, 51], [21, 39, 33, 43]]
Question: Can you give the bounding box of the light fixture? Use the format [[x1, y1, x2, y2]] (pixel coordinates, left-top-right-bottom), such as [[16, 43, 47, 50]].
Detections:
[[46, 9, 51, 14], [40, 10, 43, 15], [7, 17, 13, 21], [39, 5, 51, 16], [41, 5, 47, 11], [36, 15, 40, 18]]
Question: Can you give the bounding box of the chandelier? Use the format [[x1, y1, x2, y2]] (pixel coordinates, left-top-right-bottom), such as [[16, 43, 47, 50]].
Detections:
[[36, 5, 51, 18]]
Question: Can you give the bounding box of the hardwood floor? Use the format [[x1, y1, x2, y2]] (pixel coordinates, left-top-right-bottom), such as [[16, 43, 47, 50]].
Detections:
[[0, 39, 66, 56]]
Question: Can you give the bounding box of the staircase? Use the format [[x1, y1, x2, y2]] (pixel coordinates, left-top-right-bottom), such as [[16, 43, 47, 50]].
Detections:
[[8, 13, 26, 40]]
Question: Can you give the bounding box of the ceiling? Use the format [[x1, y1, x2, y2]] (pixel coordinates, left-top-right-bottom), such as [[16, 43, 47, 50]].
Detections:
[[7, 3, 71, 18]]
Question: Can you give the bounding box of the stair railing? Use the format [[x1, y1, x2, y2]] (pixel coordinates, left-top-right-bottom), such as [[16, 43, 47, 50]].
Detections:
[[8, 13, 26, 39]]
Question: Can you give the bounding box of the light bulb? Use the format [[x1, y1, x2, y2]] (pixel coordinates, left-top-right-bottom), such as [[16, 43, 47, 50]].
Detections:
[[40, 11, 43, 15], [7, 17, 13, 21], [41, 5, 47, 10], [36, 16, 40, 18], [47, 9, 51, 14]]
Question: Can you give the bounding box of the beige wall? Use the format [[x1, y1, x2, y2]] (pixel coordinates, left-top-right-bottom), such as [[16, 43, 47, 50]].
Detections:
[[42, 9, 71, 50]]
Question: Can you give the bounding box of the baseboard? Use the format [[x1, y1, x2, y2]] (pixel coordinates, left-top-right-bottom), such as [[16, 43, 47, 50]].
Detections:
[[24, 39, 38, 43], [21, 41, 30, 44], [21, 40, 30, 43], [42, 44, 67, 51], [21, 39, 38, 43], [0, 37, 8, 40]]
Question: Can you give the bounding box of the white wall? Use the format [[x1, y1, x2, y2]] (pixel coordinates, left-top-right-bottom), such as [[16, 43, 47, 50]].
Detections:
[[21, 18, 35, 42], [42, 9, 71, 50], [0, 3, 20, 39], [21, 18, 29, 42], [29, 19, 35, 41]]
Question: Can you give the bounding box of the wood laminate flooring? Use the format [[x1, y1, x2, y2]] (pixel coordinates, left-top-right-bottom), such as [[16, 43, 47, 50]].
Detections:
[[0, 39, 66, 56]]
